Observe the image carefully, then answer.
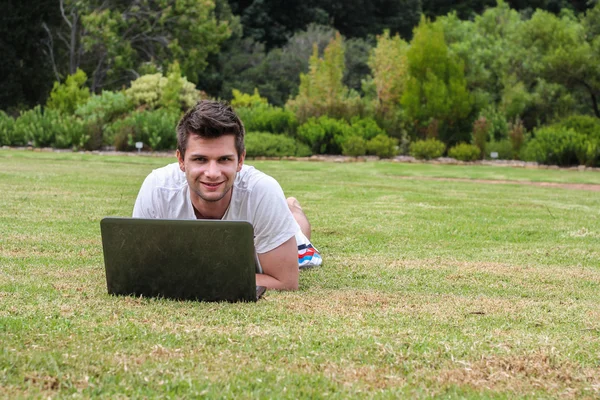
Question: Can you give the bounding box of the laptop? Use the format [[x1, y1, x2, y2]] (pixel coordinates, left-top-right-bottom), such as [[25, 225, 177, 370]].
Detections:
[[100, 217, 266, 302]]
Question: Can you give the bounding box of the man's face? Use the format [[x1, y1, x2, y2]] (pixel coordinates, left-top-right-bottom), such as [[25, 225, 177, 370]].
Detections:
[[177, 134, 244, 205]]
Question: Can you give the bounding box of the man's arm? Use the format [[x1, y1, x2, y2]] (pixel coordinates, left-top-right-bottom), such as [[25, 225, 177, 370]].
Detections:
[[256, 235, 299, 290]]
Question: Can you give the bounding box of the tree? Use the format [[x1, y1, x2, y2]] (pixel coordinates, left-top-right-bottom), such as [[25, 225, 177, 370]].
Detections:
[[401, 17, 473, 145], [286, 33, 361, 123], [43, 0, 232, 92], [513, 5, 600, 118], [368, 30, 409, 122]]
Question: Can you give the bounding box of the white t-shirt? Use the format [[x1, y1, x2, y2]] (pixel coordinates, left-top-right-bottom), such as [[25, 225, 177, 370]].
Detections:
[[132, 163, 299, 254]]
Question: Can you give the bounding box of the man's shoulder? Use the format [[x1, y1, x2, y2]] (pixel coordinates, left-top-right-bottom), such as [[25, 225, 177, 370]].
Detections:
[[237, 164, 280, 192], [147, 162, 187, 190]]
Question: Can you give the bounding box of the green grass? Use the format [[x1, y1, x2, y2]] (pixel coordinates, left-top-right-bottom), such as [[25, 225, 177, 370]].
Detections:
[[1, 148, 599, 398]]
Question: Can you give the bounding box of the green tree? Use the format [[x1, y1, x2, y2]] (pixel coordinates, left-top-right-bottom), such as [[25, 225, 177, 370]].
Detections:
[[513, 5, 600, 119], [286, 33, 361, 123], [401, 17, 473, 145], [367, 30, 409, 127], [46, 69, 90, 114]]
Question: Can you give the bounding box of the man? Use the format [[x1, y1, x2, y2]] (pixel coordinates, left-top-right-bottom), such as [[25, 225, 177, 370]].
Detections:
[[132, 100, 321, 290]]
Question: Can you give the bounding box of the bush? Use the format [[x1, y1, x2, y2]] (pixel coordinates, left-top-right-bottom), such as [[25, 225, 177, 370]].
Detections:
[[556, 115, 600, 141], [480, 106, 508, 141], [508, 118, 526, 159], [0, 111, 19, 146], [341, 135, 367, 157], [523, 126, 597, 166], [409, 138, 446, 160], [366, 134, 398, 158], [46, 69, 90, 114], [236, 104, 298, 136], [231, 89, 268, 108], [125, 73, 200, 111], [448, 143, 481, 161], [75, 91, 134, 149], [13, 106, 88, 149], [350, 117, 386, 141], [297, 116, 353, 154], [245, 132, 311, 157], [472, 116, 489, 160], [108, 109, 180, 151], [486, 140, 513, 160]]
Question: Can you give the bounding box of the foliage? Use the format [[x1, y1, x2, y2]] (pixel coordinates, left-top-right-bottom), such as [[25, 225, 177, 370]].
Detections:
[[367, 30, 409, 130], [556, 115, 600, 141], [366, 134, 399, 158], [46, 69, 90, 114], [479, 106, 509, 141], [125, 73, 199, 111], [401, 16, 473, 146], [486, 139, 514, 160], [245, 132, 311, 157], [235, 104, 298, 136], [0, 111, 19, 146], [108, 109, 180, 151], [341, 135, 367, 157], [409, 138, 446, 160], [448, 142, 481, 161], [472, 116, 490, 159], [524, 125, 598, 166], [349, 117, 386, 141], [231, 89, 269, 108], [508, 117, 526, 159], [75, 0, 231, 89], [296, 116, 352, 154], [286, 33, 362, 124], [13, 106, 88, 149], [75, 90, 134, 149]]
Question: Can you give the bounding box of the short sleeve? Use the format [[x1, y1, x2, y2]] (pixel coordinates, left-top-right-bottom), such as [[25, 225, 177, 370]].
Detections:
[[250, 177, 298, 254], [132, 173, 162, 218]]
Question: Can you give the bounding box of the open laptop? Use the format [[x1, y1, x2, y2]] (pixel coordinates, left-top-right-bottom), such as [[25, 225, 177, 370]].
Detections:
[[100, 217, 266, 302]]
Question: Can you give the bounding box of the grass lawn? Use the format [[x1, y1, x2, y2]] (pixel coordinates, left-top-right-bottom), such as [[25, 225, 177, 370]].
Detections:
[[1, 149, 599, 398]]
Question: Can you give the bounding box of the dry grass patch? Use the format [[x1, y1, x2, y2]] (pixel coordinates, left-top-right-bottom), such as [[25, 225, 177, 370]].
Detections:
[[435, 351, 600, 398]]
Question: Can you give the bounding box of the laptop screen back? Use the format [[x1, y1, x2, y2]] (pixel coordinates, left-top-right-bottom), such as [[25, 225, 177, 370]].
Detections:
[[100, 218, 257, 302]]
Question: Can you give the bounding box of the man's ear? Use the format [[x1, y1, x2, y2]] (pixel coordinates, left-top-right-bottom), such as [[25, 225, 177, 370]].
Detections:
[[176, 149, 185, 172], [237, 150, 246, 172]]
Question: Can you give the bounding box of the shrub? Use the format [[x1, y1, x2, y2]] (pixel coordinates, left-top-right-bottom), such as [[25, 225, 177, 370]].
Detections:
[[349, 117, 386, 141], [125, 73, 199, 111], [46, 69, 90, 114], [448, 143, 481, 161], [556, 115, 600, 141], [0, 111, 19, 146], [108, 109, 180, 151], [231, 89, 268, 108], [75, 91, 134, 149], [486, 140, 513, 160], [366, 134, 398, 158], [297, 116, 353, 154], [13, 106, 88, 149], [341, 135, 367, 157], [480, 106, 508, 141], [524, 126, 596, 166], [409, 138, 445, 160], [508, 118, 525, 159], [236, 104, 298, 136], [245, 132, 312, 157], [472, 116, 489, 160]]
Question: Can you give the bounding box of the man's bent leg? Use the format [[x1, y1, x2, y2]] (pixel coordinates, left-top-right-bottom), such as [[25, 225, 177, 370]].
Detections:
[[287, 197, 311, 240]]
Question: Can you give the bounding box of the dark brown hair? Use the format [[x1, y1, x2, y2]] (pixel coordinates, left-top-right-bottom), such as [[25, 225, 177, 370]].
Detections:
[[176, 100, 245, 159]]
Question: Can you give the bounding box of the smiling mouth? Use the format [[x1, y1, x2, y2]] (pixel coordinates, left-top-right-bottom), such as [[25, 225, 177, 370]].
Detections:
[[201, 181, 223, 189]]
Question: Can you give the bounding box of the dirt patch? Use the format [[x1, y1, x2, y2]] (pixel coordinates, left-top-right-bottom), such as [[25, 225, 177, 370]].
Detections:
[[435, 352, 600, 398]]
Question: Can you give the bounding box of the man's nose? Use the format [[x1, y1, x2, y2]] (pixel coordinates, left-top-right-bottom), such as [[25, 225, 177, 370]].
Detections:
[[205, 161, 220, 178]]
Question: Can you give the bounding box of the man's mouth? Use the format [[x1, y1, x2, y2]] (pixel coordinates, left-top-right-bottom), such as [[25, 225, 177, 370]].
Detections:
[[201, 181, 223, 189]]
